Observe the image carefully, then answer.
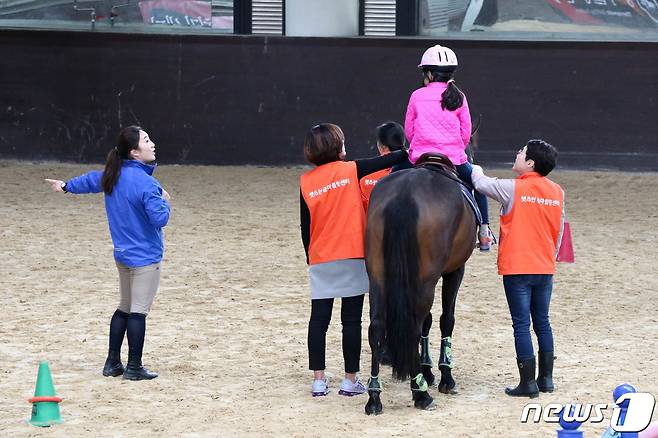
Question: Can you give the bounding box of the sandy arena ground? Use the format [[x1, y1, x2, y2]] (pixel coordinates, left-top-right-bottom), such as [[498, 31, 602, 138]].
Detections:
[[0, 160, 656, 437]]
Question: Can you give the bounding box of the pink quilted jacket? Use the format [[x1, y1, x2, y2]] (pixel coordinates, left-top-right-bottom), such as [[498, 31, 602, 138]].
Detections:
[[404, 82, 472, 165]]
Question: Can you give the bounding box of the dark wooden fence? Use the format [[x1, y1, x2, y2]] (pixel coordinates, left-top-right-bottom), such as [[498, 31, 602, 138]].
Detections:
[[1, 29, 656, 170]]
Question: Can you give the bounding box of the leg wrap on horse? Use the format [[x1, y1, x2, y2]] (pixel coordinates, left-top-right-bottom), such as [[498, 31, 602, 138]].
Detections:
[[367, 375, 383, 393], [439, 336, 453, 368], [411, 373, 436, 410], [420, 336, 433, 366], [410, 373, 429, 392]]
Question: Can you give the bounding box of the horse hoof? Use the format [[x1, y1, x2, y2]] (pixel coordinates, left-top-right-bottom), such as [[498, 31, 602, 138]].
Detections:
[[413, 389, 436, 411], [365, 400, 383, 415], [414, 395, 436, 411], [438, 373, 457, 394], [423, 400, 437, 411], [438, 383, 458, 395]]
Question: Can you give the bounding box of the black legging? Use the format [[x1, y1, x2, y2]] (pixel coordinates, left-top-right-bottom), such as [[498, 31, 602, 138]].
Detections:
[[308, 294, 365, 373]]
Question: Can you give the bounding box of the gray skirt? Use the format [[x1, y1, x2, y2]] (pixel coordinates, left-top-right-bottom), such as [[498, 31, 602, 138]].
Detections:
[[308, 258, 369, 299]]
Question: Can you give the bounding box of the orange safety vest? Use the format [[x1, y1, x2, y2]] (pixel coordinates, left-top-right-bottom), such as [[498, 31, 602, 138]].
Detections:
[[359, 168, 391, 211], [498, 172, 564, 275], [300, 161, 366, 265]]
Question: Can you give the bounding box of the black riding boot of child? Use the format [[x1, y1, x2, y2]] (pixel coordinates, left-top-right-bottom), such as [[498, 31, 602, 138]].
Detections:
[[102, 350, 124, 377], [537, 351, 555, 393], [505, 357, 539, 398]]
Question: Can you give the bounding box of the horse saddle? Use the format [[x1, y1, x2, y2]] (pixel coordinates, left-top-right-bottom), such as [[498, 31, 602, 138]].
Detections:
[[415, 153, 457, 175], [414, 153, 483, 226]]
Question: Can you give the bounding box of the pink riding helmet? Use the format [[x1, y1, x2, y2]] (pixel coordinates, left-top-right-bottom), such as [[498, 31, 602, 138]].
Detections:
[[418, 45, 458, 68]]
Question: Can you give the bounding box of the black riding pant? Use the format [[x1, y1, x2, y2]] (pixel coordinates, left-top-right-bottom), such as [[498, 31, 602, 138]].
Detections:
[[308, 294, 365, 373]]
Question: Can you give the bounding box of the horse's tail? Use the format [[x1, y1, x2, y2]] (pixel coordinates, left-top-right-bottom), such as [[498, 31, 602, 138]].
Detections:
[[382, 191, 420, 381]]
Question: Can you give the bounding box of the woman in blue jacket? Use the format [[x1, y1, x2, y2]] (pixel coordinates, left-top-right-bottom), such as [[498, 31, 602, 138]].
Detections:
[[46, 125, 170, 381]]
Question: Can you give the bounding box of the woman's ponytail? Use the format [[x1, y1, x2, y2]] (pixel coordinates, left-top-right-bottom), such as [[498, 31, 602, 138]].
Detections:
[[101, 147, 122, 194], [101, 125, 141, 195]]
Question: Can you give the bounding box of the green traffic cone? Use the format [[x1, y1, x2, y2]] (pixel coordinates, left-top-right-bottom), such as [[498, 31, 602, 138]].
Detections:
[[28, 361, 63, 427]]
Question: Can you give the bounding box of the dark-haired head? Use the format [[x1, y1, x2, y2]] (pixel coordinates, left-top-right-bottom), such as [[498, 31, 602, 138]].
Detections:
[[303, 123, 345, 166], [101, 125, 143, 194], [376, 121, 405, 154], [525, 139, 558, 176], [421, 66, 464, 112], [516, 139, 558, 176]]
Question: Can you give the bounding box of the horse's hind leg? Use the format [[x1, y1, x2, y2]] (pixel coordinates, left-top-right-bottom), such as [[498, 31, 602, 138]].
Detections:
[[411, 334, 435, 411], [420, 313, 435, 386], [438, 266, 465, 395], [365, 287, 384, 415]]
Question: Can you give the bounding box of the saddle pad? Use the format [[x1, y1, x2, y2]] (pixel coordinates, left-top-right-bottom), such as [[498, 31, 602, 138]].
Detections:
[[460, 185, 483, 226]]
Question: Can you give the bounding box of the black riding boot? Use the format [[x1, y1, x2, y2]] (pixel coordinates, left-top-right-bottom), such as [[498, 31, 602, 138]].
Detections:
[[123, 354, 158, 381], [505, 357, 539, 398], [102, 350, 124, 377], [537, 351, 555, 393]]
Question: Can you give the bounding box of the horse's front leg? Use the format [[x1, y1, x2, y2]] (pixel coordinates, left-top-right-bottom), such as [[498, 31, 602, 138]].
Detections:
[[438, 266, 465, 394], [411, 332, 436, 410], [365, 290, 384, 415], [420, 312, 435, 386]]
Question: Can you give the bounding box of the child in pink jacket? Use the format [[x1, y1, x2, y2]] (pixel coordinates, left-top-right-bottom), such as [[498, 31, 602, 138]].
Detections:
[[404, 44, 493, 251]]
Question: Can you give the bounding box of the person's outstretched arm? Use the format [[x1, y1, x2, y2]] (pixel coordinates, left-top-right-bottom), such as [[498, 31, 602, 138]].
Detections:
[[471, 165, 515, 214], [355, 149, 408, 180], [45, 170, 103, 194]]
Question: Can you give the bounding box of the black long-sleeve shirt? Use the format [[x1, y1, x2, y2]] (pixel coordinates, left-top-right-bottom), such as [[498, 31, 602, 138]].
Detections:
[[299, 150, 408, 263]]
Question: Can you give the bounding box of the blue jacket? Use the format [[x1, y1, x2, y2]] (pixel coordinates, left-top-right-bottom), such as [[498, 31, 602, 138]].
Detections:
[[66, 160, 170, 267]]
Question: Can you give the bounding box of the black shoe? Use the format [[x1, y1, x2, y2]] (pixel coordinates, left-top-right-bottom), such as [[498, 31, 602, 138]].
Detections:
[[505, 357, 539, 398], [537, 351, 555, 393], [102, 350, 124, 377], [123, 356, 158, 381]]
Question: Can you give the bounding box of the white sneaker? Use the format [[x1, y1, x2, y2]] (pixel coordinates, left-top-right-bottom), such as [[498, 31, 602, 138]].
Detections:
[[338, 377, 367, 396], [311, 378, 329, 397], [478, 227, 494, 252]]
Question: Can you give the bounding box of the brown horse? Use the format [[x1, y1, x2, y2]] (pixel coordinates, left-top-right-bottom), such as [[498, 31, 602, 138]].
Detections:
[[364, 159, 477, 415]]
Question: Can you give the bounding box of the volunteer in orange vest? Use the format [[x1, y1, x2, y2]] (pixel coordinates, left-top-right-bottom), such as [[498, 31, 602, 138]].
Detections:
[[359, 121, 406, 210], [471, 139, 565, 398], [300, 123, 408, 397]]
